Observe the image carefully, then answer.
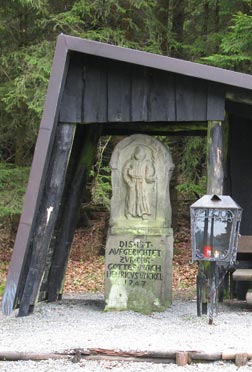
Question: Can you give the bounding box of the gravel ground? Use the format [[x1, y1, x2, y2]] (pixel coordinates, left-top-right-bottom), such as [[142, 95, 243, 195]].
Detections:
[[0, 292, 252, 371]]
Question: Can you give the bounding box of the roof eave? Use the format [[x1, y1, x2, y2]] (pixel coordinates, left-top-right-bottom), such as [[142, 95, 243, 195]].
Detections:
[[59, 34, 252, 91]]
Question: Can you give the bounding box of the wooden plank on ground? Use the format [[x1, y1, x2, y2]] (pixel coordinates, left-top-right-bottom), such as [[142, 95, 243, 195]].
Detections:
[[1, 348, 252, 365]]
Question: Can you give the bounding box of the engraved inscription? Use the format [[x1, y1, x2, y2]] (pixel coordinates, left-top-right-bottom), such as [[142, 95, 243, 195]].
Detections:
[[105, 238, 163, 288]]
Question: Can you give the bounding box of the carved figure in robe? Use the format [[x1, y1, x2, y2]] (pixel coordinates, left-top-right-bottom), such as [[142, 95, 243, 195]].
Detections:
[[122, 146, 156, 219]]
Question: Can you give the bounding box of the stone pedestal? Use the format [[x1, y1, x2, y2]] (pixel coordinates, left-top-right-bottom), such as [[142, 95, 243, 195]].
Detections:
[[105, 233, 173, 313], [104, 134, 174, 313]]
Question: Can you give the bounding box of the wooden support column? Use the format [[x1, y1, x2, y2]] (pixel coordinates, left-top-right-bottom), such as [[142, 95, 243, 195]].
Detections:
[[18, 123, 76, 317], [198, 120, 226, 315], [47, 124, 102, 302], [207, 120, 225, 195], [37, 125, 88, 302]]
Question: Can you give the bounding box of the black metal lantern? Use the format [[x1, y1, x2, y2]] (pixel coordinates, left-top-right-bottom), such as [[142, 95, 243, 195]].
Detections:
[[190, 194, 242, 324], [191, 194, 242, 265]]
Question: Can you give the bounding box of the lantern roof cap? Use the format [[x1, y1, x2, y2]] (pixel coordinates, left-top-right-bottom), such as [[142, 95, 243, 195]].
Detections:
[[190, 194, 242, 210]]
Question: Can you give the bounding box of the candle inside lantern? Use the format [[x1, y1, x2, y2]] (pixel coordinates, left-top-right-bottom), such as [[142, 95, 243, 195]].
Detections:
[[214, 250, 219, 258], [203, 245, 212, 258]]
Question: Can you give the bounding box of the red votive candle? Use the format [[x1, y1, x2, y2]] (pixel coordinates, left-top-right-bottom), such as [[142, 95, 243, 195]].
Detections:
[[203, 245, 212, 258]]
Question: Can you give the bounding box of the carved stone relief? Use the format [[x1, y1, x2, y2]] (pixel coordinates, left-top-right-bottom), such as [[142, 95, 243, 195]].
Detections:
[[123, 145, 156, 220], [109, 134, 174, 233]]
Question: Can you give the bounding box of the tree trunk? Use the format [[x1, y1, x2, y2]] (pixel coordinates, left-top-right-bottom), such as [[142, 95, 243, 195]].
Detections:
[[156, 0, 170, 55], [14, 6, 28, 166], [15, 120, 27, 166], [171, 0, 186, 57], [214, 0, 220, 34], [202, 0, 209, 40]]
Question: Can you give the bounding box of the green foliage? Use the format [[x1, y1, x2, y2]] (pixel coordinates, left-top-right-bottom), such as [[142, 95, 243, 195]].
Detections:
[[221, 12, 252, 55], [176, 176, 207, 200], [68, 0, 160, 51], [176, 137, 207, 200], [90, 165, 112, 209], [0, 283, 5, 297], [0, 41, 53, 165], [0, 41, 54, 116], [180, 137, 207, 183], [90, 137, 112, 209], [202, 12, 252, 72], [0, 0, 55, 165], [156, 135, 206, 200], [0, 162, 30, 218]]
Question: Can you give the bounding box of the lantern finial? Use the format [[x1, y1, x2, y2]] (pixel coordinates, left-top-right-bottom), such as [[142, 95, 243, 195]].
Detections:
[[211, 194, 221, 201]]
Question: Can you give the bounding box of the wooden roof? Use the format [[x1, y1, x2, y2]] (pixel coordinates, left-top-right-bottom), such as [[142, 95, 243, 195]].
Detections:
[[63, 34, 252, 91]]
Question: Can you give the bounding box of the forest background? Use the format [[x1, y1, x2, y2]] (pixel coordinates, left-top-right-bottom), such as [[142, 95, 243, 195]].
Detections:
[[1, 0, 252, 221]]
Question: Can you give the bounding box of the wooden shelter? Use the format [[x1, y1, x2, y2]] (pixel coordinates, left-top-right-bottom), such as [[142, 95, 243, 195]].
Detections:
[[3, 34, 252, 316]]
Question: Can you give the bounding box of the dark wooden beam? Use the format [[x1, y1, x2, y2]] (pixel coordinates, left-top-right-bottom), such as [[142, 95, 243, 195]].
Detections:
[[226, 88, 252, 106], [100, 121, 207, 136], [226, 100, 252, 119], [103, 129, 206, 136], [47, 124, 102, 302], [17, 123, 76, 317], [38, 124, 88, 301]]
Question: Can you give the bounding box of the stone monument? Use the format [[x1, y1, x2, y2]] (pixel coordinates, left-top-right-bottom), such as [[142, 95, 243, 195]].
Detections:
[[105, 134, 174, 313]]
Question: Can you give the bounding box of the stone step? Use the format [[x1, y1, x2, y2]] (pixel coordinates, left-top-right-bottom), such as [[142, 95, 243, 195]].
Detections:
[[232, 269, 252, 281], [246, 290, 252, 305]]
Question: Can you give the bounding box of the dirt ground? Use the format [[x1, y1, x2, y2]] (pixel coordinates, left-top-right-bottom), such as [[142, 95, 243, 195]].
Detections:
[[0, 211, 197, 300]]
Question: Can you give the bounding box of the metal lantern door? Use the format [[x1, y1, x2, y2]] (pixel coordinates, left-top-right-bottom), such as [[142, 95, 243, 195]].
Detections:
[[190, 194, 242, 323]]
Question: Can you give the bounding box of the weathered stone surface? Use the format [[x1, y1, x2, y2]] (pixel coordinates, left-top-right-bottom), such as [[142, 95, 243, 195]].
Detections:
[[105, 134, 174, 313], [105, 233, 173, 313], [246, 289, 252, 304], [109, 134, 174, 234]]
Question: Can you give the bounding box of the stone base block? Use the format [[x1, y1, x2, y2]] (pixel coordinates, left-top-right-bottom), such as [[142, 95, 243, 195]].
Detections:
[[104, 232, 173, 314]]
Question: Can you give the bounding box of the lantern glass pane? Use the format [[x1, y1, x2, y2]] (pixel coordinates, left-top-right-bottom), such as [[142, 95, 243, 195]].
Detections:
[[194, 209, 233, 260]]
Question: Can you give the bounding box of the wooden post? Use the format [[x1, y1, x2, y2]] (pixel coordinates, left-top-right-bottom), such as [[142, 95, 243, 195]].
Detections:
[[176, 352, 189, 366], [197, 120, 225, 317], [207, 120, 225, 195], [47, 124, 102, 302], [235, 353, 248, 367], [17, 123, 76, 317], [38, 124, 90, 301]]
